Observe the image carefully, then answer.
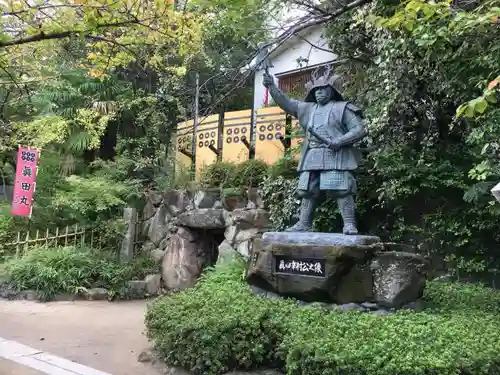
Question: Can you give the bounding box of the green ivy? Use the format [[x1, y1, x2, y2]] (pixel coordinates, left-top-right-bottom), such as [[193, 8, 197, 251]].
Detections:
[[260, 174, 299, 231]]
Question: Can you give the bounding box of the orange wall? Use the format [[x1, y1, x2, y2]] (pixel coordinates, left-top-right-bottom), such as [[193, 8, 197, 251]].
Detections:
[[222, 109, 251, 163], [176, 107, 302, 178], [255, 107, 286, 164], [175, 120, 194, 172], [194, 114, 220, 175]]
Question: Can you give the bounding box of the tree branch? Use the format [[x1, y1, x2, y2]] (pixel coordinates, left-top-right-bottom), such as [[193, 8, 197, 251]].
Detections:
[[186, 0, 371, 129], [293, 33, 336, 54], [84, 35, 137, 55], [245, 0, 371, 74], [0, 20, 139, 48], [275, 0, 371, 46], [2, 3, 118, 17], [290, 0, 329, 15]]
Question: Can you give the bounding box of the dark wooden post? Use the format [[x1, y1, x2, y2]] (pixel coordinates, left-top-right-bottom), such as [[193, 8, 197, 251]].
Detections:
[[248, 71, 256, 160], [281, 113, 292, 156], [217, 106, 225, 162], [191, 72, 199, 174]]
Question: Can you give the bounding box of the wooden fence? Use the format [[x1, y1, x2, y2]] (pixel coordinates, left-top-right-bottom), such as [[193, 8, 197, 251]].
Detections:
[[8, 225, 101, 257], [7, 209, 145, 259]]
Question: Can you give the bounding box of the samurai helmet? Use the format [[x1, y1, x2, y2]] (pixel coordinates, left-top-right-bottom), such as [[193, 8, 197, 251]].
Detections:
[[304, 64, 344, 103]]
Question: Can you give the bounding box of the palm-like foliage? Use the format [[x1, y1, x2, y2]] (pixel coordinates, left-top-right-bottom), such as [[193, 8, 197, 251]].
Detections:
[[24, 68, 134, 173]]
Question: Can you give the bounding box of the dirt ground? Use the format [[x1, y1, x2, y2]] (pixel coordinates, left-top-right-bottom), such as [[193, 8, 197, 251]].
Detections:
[[0, 299, 162, 375]]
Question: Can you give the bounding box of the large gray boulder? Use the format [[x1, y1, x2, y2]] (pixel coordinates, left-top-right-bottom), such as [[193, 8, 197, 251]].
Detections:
[[246, 232, 427, 307], [193, 189, 221, 209], [177, 209, 225, 229], [371, 251, 428, 308], [216, 240, 243, 266], [163, 190, 191, 215], [224, 209, 270, 258], [162, 227, 217, 291], [148, 204, 172, 245]]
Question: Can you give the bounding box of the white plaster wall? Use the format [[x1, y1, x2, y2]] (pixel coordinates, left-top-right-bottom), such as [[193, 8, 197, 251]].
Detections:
[[253, 70, 267, 110], [253, 27, 337, 109]]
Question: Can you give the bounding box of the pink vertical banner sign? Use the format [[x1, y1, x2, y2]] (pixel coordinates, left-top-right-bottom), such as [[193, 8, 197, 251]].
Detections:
[[11, 146, 40, 217]]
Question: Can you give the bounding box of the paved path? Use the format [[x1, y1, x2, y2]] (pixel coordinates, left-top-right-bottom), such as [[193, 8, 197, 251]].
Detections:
[[0, 299, 161, 375], [0, 358, 44, 375]]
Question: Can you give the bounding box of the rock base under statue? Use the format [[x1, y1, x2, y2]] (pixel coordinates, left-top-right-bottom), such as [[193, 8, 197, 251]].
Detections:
[[246, 232, 427, 309]]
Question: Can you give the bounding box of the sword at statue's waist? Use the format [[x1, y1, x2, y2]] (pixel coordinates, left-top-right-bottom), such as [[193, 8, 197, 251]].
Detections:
[[307, 127, 368, 152], [307, 127, 333, 148]]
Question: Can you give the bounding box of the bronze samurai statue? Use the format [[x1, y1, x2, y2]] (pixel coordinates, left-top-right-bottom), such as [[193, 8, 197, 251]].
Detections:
[[263, 66, 367, 234]]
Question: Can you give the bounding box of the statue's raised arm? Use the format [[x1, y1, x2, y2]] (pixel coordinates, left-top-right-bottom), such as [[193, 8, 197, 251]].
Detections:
[[262, 71, 300, 117]]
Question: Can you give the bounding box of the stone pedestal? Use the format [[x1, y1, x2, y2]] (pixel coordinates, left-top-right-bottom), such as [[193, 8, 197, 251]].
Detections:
[[246, 232, 427, 308], [246, 232, 383, 303]]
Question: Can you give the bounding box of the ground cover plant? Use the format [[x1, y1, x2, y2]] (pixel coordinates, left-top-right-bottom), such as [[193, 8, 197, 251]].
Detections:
[[1, 246, 159, 301], [145, 260, 500, 375]]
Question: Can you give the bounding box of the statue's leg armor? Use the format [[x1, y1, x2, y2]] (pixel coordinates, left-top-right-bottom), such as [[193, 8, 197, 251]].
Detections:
[[285, 198, 317, 232], [337, 195, 358, 235], [285, 172, 319, 232]]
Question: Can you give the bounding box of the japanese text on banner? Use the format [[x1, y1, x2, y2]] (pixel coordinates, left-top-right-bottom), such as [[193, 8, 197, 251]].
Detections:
[[11, 146, 40, 217]]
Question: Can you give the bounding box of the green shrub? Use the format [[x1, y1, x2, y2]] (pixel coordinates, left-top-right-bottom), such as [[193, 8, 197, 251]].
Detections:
[[53, 175, 136, 222], [268, 157, 298, 180], [261, 175, 299, 231], [423, 280, 500, 313], [90, 218, 127, 252], [222, 187, 244, 198], [0, 203, 17, 260], [199, 162, 238, 188], [199, 160, 269, 189], [145, 261, 294, 375], [233, 159, 268, 187], [3, 246, 159, 301], [281, 308, 500, 375], [146, 260, 500, 375]]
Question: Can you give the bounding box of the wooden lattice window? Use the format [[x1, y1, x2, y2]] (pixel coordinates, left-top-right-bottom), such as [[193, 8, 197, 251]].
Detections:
[[278, 69, 312, 99], [278, 65, 333, 99]]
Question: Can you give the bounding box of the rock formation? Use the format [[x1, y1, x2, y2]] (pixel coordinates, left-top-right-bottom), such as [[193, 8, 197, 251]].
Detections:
[[140, 188, 269, 292], [140, 188, 428, 311]]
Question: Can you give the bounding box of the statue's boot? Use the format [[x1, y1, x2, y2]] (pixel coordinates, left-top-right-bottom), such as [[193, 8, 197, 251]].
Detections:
[[338, 195, 358, 235], [285, 198, 316, 232]]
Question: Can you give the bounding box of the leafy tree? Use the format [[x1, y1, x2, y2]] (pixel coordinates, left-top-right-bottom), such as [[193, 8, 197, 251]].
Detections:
[[255, 0, 499, 275], [319, 0, 500, 274], [0, 0, 281, 253], [0, 1, 203, 82]]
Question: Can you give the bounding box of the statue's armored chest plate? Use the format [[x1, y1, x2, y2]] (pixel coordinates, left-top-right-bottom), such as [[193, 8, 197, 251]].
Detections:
[[311, 103, 333, 129], [308, 103, 340, 147], [301, 102, 356, 171]]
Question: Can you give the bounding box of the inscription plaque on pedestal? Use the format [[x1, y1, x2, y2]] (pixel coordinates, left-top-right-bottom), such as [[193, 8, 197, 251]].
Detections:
[[274, 256, 326, 277]]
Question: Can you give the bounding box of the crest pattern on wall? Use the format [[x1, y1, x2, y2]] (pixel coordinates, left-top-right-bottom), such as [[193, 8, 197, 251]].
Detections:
[[175, 107, 300, 176]]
